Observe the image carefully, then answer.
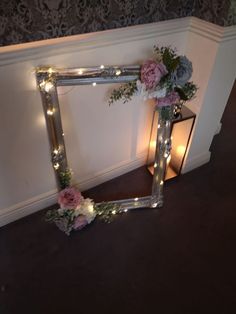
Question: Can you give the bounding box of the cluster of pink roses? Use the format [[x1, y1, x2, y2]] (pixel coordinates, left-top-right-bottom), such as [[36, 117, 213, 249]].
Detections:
[[58, 186, 82, 209], [140, 60, 180, 107], [58, 187, 96, 231], [141, 60, 168, 90]]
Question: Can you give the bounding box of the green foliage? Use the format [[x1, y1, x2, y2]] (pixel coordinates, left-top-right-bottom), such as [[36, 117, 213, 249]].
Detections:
[[163, 50, 179, 72], [59, 168, 72, 189], [45, 208, 74, 222], [108, 81, 138, 105], [175, 82, 198, 101], [45, 209, 58, 222], [45, 208, 75, 235], [154, 46, 180, 72], [159, 106, 174, 121], [94, 202, 123, 223]]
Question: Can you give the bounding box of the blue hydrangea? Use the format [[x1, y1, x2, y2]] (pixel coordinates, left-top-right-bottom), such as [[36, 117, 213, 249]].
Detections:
[[171, 56, 193, 86]]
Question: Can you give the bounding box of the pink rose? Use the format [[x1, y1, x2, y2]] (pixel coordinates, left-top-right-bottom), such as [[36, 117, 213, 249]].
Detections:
[[73, 215, 88, 230], [141, 60, 168, 89], [157, 91, 180, 107], [58, 187, 82, 209]]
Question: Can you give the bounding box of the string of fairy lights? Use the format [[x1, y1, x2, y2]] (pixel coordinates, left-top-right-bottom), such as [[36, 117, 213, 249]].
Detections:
[[37, 65, 132, 173]]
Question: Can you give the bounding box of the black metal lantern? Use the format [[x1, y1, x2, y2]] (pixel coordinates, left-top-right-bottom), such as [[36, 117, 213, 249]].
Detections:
[[147, 105, 196, 180]]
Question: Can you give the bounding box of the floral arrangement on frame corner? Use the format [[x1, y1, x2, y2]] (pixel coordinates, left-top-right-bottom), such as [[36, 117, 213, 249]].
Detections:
[[46, 45, 197, 235], [46, 169, 122, 235], [109, 45, 197, 119]]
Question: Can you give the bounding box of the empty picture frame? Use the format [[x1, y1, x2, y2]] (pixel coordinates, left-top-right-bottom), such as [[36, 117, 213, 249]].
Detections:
[[36, 65, 167, 211]]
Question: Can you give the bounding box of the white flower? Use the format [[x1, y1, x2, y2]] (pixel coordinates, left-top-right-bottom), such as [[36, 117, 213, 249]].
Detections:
[[58, 208, 66, 216], [136, 80, 167, 100], [155, 52, 163, 63], [136, 80, 149, 100], [76, 198, 96, 223], [148, 87, 167, 99]]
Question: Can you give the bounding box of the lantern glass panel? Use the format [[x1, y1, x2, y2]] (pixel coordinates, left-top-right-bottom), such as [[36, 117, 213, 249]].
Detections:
[[147, 105, 196, 180]]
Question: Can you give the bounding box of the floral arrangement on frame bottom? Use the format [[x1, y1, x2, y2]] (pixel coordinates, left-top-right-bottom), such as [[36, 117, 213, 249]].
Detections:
[[46, 170, 122, 235]]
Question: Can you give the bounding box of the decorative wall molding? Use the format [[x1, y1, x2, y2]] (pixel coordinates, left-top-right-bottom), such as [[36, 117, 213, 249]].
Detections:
[[0, 0, 234, 47], [222, 25, 236, 42], [189, 17, 223, 42], [0, 17, 190, 67], [189, 17, 236, 42], [0, 17, 235, 67]]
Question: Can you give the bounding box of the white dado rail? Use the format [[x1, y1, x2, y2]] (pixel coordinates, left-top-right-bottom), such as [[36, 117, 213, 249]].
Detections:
[[0, 17, 235, 226]]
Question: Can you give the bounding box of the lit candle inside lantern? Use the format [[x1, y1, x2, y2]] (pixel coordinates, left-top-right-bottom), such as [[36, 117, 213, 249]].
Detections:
[[176, 145, 186, 157], [149, 140, 156, 161]]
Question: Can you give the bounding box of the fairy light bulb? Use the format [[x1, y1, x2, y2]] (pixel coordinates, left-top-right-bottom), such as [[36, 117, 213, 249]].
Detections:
[[100, 65, 105, 69], [53, 148, 59, 155], [48, 68, 53, 74], [47, 109, 54, 116], [115, 69, 121, 76], [39, 80, 45, 89], [54, 163, 60, 170], [124, 209, 128, 213], [112, 210, 116, 215], [78, 69, 83, 75], [160, 180, 164, 185], [45, 82, 54, 92], [92, 82, 96, 87], [154, 163, 157, 168], [134, 197, 139, 202]]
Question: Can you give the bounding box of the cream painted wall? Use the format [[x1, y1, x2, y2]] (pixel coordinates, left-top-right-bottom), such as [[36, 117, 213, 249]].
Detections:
[[186, 38, 236, 162], [183, 20, 236, 171], [0, 17, 235, 226]]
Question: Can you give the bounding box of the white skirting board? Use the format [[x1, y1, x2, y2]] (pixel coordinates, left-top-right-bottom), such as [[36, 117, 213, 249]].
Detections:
[[0, 190, 57, 228], [0, 153, 147, 227], [182, 151, 211, 174]]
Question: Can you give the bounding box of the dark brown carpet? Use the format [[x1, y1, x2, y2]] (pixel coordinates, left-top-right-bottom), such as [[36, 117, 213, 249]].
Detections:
[[0, 82, 236, 314]]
